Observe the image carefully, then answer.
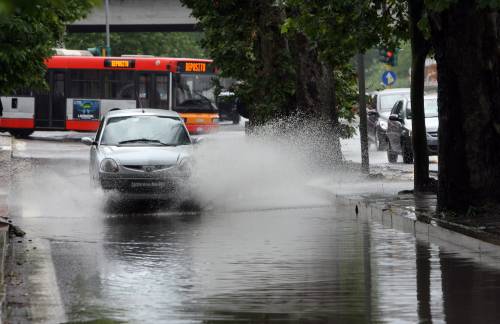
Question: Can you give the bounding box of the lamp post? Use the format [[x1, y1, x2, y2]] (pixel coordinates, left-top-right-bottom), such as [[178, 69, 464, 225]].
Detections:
[[105, 0, 110, 54]]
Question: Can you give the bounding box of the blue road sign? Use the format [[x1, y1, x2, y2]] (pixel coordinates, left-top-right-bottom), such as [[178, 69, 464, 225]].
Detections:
[[381, 71, 397, 86]]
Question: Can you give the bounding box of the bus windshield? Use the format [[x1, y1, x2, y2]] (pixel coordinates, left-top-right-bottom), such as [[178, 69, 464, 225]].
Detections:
[[175, 74, 217, 113]]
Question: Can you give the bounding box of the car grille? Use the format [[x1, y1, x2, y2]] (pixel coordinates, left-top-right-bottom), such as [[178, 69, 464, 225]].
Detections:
[[123, 165, 173, 172]]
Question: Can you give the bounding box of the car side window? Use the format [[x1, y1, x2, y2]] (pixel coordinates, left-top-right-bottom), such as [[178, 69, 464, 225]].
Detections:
[[398, 102, 405, 119], [391, 100, 402, 115], [371, 95, 378, 110]]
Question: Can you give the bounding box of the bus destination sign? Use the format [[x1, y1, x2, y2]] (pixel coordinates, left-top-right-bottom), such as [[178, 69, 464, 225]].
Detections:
[[178, 62, 210, 73], [104, 59, 135, 68]]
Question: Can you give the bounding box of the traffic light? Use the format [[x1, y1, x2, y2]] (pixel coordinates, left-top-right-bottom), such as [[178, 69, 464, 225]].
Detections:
[[379, 49, 398, 66]]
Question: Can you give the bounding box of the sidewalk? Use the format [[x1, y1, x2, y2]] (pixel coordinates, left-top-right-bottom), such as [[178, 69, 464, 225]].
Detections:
[[312, 176, 500, 263]]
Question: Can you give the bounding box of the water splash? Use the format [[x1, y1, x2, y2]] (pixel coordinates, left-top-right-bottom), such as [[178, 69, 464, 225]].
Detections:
[[188, 115, 344, 210]]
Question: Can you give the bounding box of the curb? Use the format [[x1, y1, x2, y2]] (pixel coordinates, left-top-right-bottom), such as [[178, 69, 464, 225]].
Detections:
[[0, 135, 12, 323], [334, 193, 500, 261]]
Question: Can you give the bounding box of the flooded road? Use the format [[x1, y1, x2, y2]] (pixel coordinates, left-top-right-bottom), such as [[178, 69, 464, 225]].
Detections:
[[6, 132, 500, 323]]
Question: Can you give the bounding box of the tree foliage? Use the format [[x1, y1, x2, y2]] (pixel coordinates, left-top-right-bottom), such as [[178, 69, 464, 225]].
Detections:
[[0, 0, 96, 94], [181, 0, 408, 129], [181, 0, 297, 124], [64, 32, 207, 58]]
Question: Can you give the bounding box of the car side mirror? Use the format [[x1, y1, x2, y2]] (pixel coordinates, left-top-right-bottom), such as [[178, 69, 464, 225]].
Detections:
[[389, 114, 402, 122], [367, 109, 379, 117], [192, 137, 204, 145], [81, 137, 96, 146]]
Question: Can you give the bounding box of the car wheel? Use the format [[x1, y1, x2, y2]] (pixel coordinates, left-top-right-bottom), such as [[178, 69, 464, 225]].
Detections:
[[387, 143, 398, 163], [402, 140, 414, 164]]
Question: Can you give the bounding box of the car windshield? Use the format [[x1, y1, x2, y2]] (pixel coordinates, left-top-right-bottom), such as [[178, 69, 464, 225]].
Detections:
[[100, 115, 191, 146], [175, 74, 217, 113], [380, 93, 408, 112], [407, 98, 438, 118]]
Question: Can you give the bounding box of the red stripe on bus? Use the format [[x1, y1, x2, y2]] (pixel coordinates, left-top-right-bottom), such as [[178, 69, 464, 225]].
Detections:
[[0, 118, 34, 129], [46, 56, 213, 72], [66, 120, 100, 131]]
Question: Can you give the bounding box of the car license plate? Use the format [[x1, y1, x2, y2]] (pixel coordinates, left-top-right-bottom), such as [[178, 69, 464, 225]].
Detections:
[[130, 182, 165, 188]]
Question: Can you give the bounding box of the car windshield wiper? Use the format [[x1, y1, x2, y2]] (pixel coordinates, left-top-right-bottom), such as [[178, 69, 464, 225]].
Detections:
[[118, 139, 175, 146]]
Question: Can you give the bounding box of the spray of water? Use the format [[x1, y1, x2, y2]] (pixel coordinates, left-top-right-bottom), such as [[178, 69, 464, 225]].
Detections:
[[188, 115, 345, 211]]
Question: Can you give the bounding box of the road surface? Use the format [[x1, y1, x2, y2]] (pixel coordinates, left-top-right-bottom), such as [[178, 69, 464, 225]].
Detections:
[[4, 125, 500, 323]]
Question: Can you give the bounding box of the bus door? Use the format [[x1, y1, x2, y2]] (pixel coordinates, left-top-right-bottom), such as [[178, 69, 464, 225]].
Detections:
[[137, 73, 170, 109], [152, 73, 169, 109], [35, 70, 66, 128], [137, 73, 152, 108]]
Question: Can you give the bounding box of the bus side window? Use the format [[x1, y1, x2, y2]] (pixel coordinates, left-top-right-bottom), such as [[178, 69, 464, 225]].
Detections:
[[156, 75, 168, 109], [104, 71, 135, 100], [70, 70, 100, 99]]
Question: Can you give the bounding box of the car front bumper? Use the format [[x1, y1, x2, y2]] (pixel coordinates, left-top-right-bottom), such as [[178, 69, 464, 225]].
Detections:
[[99, 173, 189, 193]]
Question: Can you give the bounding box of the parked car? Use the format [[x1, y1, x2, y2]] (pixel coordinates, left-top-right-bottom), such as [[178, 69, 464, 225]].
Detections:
[[386, 94, 439, 163], [367, 88, 410, 151], [82, 109, 195, 196]]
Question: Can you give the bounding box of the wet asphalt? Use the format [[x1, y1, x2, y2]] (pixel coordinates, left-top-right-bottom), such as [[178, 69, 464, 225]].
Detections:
[[6, 127, 500, 323]]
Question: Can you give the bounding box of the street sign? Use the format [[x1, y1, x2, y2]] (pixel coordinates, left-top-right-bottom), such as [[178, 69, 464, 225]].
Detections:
[[381, 71, 397, 86]]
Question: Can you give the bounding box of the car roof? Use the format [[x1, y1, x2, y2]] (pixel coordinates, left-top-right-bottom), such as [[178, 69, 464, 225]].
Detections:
[[104, 109, 181, 119]]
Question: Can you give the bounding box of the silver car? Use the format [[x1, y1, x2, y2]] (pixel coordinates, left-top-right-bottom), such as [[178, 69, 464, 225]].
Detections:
[[82, 109, 194, 195]]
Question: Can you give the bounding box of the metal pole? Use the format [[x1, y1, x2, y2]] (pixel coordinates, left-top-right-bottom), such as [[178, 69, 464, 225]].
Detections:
[[105, 0, 110, 50], [357, 53, 369, 174]]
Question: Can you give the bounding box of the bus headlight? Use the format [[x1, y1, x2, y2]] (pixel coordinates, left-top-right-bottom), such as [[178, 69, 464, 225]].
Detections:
[[100, 158, 119, 173]]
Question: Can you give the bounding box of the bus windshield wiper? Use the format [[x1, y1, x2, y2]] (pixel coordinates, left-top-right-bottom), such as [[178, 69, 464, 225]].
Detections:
[[118, 139, 175, 146]]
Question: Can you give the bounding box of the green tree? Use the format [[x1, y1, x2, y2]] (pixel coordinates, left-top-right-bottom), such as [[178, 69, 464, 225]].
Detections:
[[181, 0, 297, 125], [0, 0, 96, 93], [64, 32, 207, 58]]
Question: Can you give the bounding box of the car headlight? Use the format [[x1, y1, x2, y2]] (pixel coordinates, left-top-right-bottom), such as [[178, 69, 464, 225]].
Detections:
[[100, 158, 119, 173], [177, 159, 192, 175], [379, 120, 388, 130]]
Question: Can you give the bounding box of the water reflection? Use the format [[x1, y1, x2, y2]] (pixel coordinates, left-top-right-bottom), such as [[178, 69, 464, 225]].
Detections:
[[47, 200, 500, 323], [440, 250, 500, 323]]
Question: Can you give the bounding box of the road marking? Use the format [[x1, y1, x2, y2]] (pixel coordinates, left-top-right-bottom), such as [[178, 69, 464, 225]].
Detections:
[[28, 238, 67, 323]]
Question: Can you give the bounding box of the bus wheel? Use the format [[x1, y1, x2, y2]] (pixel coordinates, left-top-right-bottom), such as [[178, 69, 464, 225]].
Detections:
[[9, 129, 34, 139]]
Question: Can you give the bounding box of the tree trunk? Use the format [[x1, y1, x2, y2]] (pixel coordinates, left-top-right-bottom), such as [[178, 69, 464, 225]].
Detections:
[[409, 0, 431, 192], [357, 53, 369, 173], [292, 32, 342, 162], [428, 2, 500, 212]]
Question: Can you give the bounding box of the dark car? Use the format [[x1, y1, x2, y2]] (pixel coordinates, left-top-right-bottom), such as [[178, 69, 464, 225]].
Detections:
[[386, 95, 439, 164], [367, 88, 410, 151]]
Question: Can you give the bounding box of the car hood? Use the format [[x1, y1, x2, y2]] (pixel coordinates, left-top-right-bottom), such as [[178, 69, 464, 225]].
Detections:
[[99, 145, 191, 166]]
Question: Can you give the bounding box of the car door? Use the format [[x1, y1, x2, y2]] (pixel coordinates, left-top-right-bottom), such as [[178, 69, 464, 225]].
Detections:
[[387, 100, 404, 152]]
